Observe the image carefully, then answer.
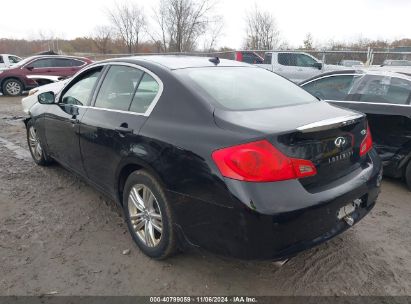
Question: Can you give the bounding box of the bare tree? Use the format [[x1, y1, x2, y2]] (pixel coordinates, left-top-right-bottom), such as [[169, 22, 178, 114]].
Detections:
[[244, 5, 279, 50], [108, 2, 146, 53], [202, 15, 224, 52], [92, 26, 113, 54], [153, 0, 218, 52], [303, 33, 314, 50]]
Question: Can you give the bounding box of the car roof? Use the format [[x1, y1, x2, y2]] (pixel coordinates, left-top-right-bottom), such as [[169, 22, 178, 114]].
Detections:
[[108, 55, 253, 70], [25, 55, 89, 61], [300, 68, 411, 85]]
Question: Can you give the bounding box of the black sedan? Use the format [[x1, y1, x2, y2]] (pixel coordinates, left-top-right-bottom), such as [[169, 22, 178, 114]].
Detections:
[[300, 70, 411, 190], [25, 56, 382, 260]]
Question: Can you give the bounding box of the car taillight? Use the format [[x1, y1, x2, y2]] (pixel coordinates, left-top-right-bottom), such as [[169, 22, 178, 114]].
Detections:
[[212, 140, 317, 182], [360, 124, 373, 156]]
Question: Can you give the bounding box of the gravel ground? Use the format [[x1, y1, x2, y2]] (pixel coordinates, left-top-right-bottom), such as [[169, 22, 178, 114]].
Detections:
[[0, 96, 410, 296]]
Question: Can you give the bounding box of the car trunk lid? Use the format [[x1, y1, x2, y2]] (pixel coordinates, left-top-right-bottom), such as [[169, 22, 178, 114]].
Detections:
[[214, 102, 368, 191]]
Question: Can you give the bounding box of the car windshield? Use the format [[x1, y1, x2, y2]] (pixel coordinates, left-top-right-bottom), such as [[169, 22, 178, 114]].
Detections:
[[176, 67, 317, 110]]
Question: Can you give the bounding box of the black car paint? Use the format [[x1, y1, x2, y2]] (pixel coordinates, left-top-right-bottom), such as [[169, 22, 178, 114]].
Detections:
[[300, 71, 411, 182], [27, 57, 382, 259]]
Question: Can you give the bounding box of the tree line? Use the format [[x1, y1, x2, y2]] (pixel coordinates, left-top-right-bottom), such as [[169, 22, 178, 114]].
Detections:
[[0, 0, 410, 57]]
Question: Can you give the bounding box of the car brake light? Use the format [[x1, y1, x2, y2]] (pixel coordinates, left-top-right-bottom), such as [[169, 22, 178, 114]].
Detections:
[[212, 140, 317, 182], [360, 124, 373, 156]]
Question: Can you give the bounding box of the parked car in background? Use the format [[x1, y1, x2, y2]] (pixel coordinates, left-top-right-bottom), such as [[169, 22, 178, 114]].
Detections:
[[0, 54, 22, 69], [339, 60, 364, 67], [300, 70, 411, 190], [25, 56, 381, 260], [217, 51, 263, 64], [22, 77, 69, 114], [257, 51, 348, 83], [381, 60, 411, 67], [0, 55, 92, 96]]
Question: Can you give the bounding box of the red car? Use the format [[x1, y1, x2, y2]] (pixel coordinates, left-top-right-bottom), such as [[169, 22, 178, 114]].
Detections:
[[217, 51, 264, 64], [0, 55, 92, 96]]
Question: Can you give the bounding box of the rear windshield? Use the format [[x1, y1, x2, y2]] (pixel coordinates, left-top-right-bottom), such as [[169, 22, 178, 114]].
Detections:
[[176, 67, 317, 110]]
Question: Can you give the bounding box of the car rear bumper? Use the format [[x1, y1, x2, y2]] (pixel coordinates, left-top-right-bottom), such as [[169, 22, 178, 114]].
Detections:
[[169, 150, 382, 260]]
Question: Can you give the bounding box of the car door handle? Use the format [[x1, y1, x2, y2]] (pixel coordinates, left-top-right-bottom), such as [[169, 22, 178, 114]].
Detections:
[[298, 68, 303, 71], [115, 127, 134, 134]]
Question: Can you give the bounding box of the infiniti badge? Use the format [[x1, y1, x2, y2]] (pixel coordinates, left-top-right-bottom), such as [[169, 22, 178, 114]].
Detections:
[[334, 137, 347, 148]]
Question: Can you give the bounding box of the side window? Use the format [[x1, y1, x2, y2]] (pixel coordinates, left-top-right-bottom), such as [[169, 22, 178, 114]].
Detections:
[[0, 56, 3, 63], [241, 52, 254, 64], [129, 73, 160, 114], [8, 56, 21, 64], [53, 59, 73, 67], [242, 52, 261, 64], [278, 53, 297, 66], [29, 59, 54, 68], [295, 54, 317, 67], [94, 65, 144, 111], [303, 75, 358, 100], [61, 69, 102, 106], [263, 53, 272, 64], [353, 76, 411, 105], [70, 59, 85, 67]]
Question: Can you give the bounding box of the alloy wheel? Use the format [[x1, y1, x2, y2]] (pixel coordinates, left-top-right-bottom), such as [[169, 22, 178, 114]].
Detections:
[[5, 81, 21, 95], [28, 126, 43, 161], [128, 184, 163, 247]]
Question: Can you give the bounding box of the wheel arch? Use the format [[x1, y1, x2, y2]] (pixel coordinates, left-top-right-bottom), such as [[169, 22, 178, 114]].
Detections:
[[115, 158, 165, 206]]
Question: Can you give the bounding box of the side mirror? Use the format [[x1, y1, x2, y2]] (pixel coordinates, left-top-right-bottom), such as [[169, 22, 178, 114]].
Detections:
[[26, 66, 34, 71], [38, 91, 55, 104], [313, 62, 323, 70]]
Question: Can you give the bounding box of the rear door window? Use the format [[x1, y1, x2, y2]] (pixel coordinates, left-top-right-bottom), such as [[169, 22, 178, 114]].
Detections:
[[94, 65, 144, 111], [53, 59, 73, 67]]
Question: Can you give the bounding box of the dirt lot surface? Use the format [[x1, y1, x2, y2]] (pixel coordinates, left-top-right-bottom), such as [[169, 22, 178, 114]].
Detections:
[[0, 96, 410, 296]]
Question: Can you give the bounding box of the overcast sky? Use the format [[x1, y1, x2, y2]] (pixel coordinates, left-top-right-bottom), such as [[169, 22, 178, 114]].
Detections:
[[1, 0, 410, 48]]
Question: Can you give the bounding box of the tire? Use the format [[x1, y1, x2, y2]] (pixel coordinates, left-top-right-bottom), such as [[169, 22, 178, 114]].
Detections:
[[123, 170, 177, 259], [2, 79, 23, 96], [26, 120, 52, 166], [405, 161, 411, 191]]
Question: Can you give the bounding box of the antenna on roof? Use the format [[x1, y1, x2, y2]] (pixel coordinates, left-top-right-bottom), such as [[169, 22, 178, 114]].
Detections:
[[209, 57, 220, 65]]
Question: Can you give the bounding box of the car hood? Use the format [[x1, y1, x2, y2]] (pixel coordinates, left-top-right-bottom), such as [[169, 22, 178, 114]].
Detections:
[[21, 79, 69, 114], [35, 78, 69, 94], [214, 101, 364, 134]]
